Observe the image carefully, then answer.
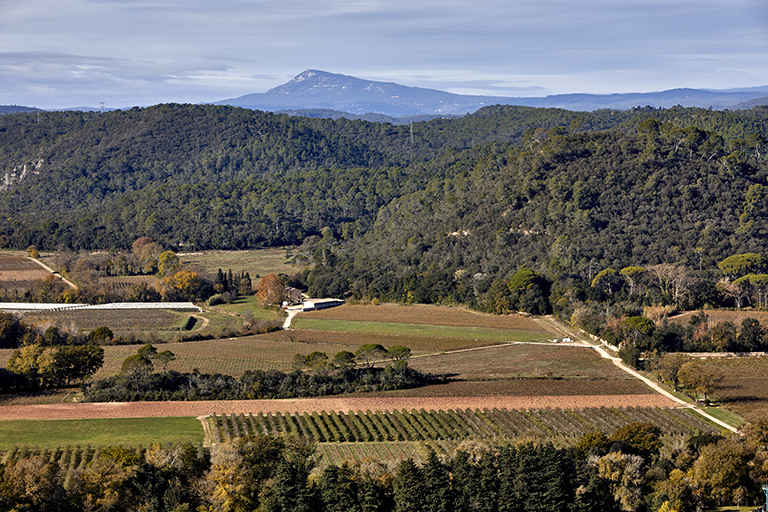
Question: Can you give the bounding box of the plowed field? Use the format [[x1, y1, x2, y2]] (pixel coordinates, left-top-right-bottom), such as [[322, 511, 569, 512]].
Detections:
[[0, 394, 677, 421], [304, 303, 543, 330]]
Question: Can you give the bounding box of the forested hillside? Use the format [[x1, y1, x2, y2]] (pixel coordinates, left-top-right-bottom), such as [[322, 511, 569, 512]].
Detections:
[[306, 122, 768, 304], [1, 103, 767, 252]]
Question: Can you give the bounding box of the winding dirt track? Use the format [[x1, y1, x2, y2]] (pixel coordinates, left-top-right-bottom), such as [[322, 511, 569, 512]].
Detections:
[[0, 394, 676, 421]]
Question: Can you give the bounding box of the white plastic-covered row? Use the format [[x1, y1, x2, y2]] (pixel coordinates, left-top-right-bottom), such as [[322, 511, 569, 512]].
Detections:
[[0, 302, 201, 313]]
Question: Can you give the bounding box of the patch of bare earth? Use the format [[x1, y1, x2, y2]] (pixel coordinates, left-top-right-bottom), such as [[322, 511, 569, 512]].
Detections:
[[0, 394, 676, 421]]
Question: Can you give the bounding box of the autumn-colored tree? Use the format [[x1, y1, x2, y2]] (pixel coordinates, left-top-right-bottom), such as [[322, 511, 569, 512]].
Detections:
[[7, 343, 44, 388], [159, 270, 202, 301], [0, 455, 65, 512], [692, 437, 755, 507], [76, 456, 136, 510], [132, 236, 155, 254], [609, 422, 662, 459], [256, 273, 285, 305], [595, 451, 645, 512], [576, 430, 609, 458], [652, 468, 697, 512], [157, 250, 180, 277]]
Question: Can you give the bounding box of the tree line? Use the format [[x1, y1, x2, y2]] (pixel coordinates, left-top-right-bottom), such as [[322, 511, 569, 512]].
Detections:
[[82, 343, 435, 402], [0, 322, 104, 391]]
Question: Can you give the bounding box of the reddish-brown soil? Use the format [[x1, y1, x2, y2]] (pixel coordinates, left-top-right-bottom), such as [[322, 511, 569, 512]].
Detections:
[[0, 394, 676, 421], [350, 378, 652, 398], [305, 303, 543, 330]]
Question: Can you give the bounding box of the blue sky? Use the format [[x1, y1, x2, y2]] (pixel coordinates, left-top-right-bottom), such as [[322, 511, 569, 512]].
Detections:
[[1, 0, 767, 109]]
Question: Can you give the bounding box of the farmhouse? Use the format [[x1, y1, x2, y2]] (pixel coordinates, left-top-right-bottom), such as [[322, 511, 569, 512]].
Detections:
[[284, 287, 304, 304]]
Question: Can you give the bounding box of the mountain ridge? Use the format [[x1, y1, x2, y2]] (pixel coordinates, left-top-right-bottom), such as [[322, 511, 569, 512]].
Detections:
[[216, 69, 768, 116]]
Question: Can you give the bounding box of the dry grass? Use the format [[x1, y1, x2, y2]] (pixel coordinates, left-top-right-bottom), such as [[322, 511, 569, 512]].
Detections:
[[21, 309, 184, 332], [408, 344, 633, 381], [669, 309, 768, 327], [87, 337, 366, 379], [694, 355, 768, 419], [178, 248, 300, 280], [258, 328, 509, 352]]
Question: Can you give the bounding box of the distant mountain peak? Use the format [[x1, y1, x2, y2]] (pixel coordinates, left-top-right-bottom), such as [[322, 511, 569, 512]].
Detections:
[[283, 69, 322, 87]]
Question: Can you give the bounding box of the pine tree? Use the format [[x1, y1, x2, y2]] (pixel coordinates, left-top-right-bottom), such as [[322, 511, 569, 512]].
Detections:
[[320, 463, 362, 512], [423, 449, 454, 512], [393, 458, 425, 512]]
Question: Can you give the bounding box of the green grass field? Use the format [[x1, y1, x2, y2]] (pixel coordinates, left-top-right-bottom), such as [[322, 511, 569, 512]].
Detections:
[[212, 295, 281, 320], [0, 417, 202, 450]]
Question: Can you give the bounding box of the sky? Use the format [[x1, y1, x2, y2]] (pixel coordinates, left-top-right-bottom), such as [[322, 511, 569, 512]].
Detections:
[[1, 0, 767, 109]]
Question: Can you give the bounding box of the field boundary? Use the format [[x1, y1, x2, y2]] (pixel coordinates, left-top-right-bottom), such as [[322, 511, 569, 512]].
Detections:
[[0, 395, 677, 421], [532, 316, 741, 432], [590, 342, 739, 432], [27, 256, 77, 289]]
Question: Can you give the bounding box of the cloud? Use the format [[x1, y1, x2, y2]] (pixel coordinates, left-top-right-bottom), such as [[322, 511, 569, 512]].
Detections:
[[1, 0, 767, 107]]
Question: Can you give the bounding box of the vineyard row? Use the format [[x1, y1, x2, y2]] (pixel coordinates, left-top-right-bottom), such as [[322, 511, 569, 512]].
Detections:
[[209, 406, 717, 445]]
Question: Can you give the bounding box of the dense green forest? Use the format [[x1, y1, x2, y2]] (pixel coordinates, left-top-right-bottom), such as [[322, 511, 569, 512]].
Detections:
[[305, 122, 768, 301], [1, 103, 766, 252]]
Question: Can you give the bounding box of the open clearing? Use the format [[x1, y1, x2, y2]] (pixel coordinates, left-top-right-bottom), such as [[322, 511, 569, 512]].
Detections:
[[21, 308, 188, 333], [0, 417, 201, 450], [408, 343, 632, 380], [291, 318, 547, 343], [0, 303, 741, 448], [178, 248, 300, 281]]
